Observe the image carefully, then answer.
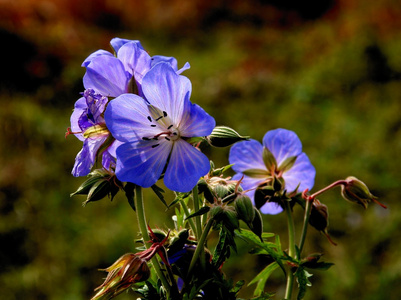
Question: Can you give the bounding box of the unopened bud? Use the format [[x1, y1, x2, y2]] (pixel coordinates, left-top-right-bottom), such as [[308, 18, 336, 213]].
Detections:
[[222, 207, 239, 231], [207, 126, 249, 147], [234, 195, 255, 225], [341, 176, 386, 209], [309, 200, 336, 246], [71, 169, 121, 205]]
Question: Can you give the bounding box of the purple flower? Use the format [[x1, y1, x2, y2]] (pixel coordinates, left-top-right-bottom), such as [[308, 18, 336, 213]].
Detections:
[[105, 63, 215, 192], [82, 38, 190, 98], [69, 89, 117, 176], [229, 129, 315, 215]]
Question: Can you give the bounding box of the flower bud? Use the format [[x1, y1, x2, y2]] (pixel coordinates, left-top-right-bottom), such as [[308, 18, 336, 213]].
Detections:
[[222, 207, 240, 231], [309, 200, 337, 246], [249, 208, 264, 241], [234, 194, 255, 225], [207, 126, 249, 147], [71, 169, 121, 206], [341, 176, 386, 209]]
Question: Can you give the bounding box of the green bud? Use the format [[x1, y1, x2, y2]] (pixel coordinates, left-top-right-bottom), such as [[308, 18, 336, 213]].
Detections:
[[234, 195, 255, 225], [250, 208, 263, 241], [71, 169, 121, 206], [222, 207, 239, 231], [208, 206, 225, 220], [341, 176, 386, 209], [207, 126, 249, 147]]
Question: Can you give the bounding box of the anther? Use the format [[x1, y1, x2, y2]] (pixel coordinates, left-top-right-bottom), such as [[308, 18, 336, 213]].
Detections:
[[163, 111, 167, 117], [142, 137, 151, 141], [165, 137, 171, 141], [151, 124, 156, 127], [167, 125, 173, 129], [147, 116, 152, 122], [152, 144, 160, 148]]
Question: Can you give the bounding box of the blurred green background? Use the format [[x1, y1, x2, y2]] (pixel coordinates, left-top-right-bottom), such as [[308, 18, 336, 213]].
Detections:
[[1, 0, 400, 299]]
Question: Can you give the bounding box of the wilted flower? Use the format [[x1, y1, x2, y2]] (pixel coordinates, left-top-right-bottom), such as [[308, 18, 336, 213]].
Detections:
[[91, 253, 150, 300], [82, 37, 189, 98], [92, 231, 169, 300], [105, 63, 216, 192], [67, 89, 117, 176], [341, 176, 386, 209], [229, 128, 316, 214]]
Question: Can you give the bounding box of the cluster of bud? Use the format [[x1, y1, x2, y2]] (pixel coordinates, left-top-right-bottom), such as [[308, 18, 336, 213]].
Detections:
[[70, 169, 122, 206]]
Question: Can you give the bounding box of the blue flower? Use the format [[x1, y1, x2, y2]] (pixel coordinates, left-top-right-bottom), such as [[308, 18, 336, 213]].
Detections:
[[82, 38, 190, 98], [229, 128, 315, 214], [69, 89, 117, 176], [105, 63, 216, 192]]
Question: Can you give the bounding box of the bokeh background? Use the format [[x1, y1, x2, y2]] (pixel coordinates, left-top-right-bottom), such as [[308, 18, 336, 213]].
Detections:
[[1, 0, 400, 299]]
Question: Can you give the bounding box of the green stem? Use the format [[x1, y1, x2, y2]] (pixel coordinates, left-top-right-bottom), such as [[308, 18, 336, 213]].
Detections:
[[298, 198, 313, 256], [284, 200, 296, 300], [134, 186, 171, 295], [192, 185, 202, 241], [187, 217, 214, 276], [179, 199, 197, 238]]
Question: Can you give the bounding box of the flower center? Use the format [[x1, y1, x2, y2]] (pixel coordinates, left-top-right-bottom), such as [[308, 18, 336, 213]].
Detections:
[[142, 105, 180, 145]]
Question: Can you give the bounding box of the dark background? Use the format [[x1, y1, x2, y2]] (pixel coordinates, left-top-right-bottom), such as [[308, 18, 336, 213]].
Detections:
[[1, 0, 400, 299]]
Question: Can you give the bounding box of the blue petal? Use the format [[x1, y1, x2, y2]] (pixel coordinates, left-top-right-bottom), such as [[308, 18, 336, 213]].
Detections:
[[262, 129, 302, 166], [283, 152, 316, 193], [83, 56, 129, 97], [105, 94, 160, 142], [117, 42, 152, 86], [72, 136, 107, 177], [164, 140, 210, 192], [229, 139, 266, 173], [114, 140, 171, 188], [111, 38, 144, 54], [260, 202, 283, 215], [151, 56, 179, 71], [141, 63, 191, 124], [179, 101, 216, 137], [70, 97, 87, 141], [177, 62, 190, 74], [82, 50, 113, 67]]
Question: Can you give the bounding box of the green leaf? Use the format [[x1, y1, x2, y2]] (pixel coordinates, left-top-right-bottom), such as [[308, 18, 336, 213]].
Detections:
[[235, 229, 286, 275], [150, 184, 168, 208], [295, 267, 313, 300], [124, 182, 136, 211], [248, 262, 279, 297], [185, 206, 210, 220]]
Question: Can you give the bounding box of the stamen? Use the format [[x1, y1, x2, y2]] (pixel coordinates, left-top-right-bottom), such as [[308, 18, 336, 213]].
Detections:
[[142, 137, 151, 141], [155, 116, 163, 121], [165, 137, 171, 141], [163, 111, 167, 117], [151, 125, 156, 127], [152, 144, 160, 148], [147, 116, 152, 122], [167, 125, 173, 129], [65, 127, 82, 138]]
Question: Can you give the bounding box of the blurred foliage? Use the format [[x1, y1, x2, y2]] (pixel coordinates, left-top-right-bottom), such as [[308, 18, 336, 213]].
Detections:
[[1, 0, 401, 299]]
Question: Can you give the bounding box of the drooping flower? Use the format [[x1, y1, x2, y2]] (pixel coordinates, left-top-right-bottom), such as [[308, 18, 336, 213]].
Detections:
[[82, 37, 190, 98], [68, 89, 117, 176], [105, 62, 216, 192], [229, 128, 316, 214]]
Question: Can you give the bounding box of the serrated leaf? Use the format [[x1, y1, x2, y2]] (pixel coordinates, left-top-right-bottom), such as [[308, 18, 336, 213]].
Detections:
[[248, 262, 279, 297], [295, 267, 313, 300]]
